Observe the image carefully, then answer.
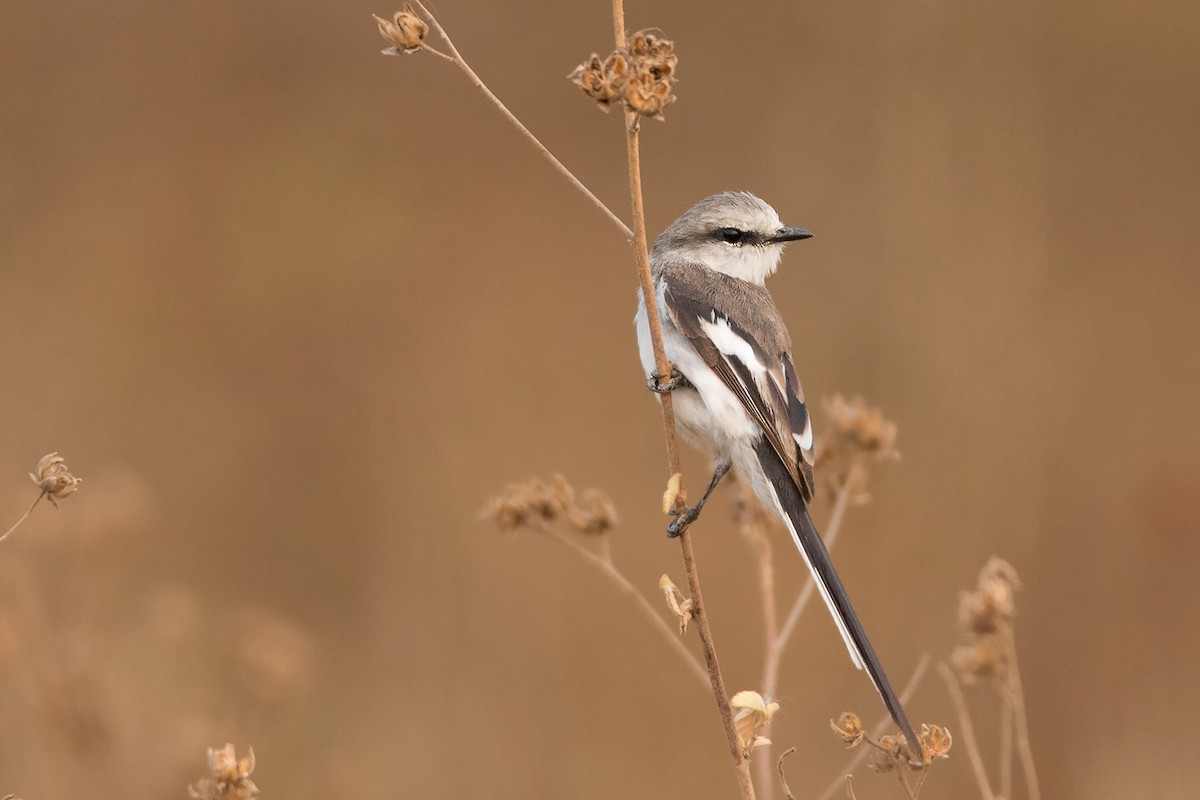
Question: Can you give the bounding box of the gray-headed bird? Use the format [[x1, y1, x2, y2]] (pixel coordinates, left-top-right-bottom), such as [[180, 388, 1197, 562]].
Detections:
[[635, 191, 918, 750]]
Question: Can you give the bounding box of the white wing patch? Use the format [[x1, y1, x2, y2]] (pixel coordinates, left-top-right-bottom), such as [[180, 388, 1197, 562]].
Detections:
[[699, 314, 766, 373], [795, 413, 813, 452]]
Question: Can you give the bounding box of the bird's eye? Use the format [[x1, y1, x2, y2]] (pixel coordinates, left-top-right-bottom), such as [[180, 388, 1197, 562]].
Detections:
[[719, 228, 744, 244]]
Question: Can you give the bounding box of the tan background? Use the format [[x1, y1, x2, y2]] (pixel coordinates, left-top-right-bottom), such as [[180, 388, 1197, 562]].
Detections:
[[2, 0, 1199, 797]]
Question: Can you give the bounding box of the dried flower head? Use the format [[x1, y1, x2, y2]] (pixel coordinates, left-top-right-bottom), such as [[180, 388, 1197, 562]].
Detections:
[[483, 475, 617, 535], [374, 7, 427, 54], [29, 452, 82, 508], [569, 52, 630, 110], [628, 30, 678, 79], [188, 744, 258, 800], [730, 690, 780, 754], [812, 395, 899, 502], [918, 723, 953, 761], [570, 30, 678, 119], [830, 711, 865, 746], [867, 734, 899, 773], [951, 634, 1006, 684]]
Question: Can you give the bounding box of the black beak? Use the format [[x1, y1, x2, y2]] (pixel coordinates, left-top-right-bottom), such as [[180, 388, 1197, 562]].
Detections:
[[767, 226, 814, 244]]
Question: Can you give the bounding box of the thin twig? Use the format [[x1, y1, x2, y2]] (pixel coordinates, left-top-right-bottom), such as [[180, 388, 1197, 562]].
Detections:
[[610, 1, 751, 797], [999, 686, 1014, 800], [406, 0, 633, 239], [815, 655, 931, 800], [546, 527, 709, 688], [777, 747, 798, 800], [0, 491, 45, 544], [937, 662, 997, 800], [1004, 627, 1040, 800]]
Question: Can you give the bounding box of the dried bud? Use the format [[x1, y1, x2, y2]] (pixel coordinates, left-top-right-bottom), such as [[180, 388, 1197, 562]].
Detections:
[[830, 711, 865, 746], [730, 690, 780, 753], [483, 475, 617, 536], [659, 574, 694, 634], [951, 635, 1006, 683], [566, 489, 619, 535], [918, 723, 953, 761], [628, 30, 678, 79], [825, 395, 900, 459], [622, 71, 675, 120], [189, 743, 259, 800], [374, 7, 427, 54], [569, 52, 629, 110], [29, 452, 82, 508], [571, 30, 678, 118], [662, 472, 683, 514], [867, 735, 898, 773]]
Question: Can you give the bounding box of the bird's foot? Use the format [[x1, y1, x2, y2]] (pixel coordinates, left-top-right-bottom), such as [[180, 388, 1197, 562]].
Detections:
[[666, 504, 701, 538], [647, 367, 691, 394]]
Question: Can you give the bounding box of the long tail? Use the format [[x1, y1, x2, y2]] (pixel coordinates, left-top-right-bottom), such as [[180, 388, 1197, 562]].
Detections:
[[754, 439, 919, 750]]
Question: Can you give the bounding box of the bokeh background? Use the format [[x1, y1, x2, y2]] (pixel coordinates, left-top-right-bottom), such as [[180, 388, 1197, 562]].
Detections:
[[2, 0, 1198, 797]]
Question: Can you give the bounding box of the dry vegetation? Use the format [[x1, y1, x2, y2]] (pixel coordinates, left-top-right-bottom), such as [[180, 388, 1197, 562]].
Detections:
[[1, 4, 1048, 799]]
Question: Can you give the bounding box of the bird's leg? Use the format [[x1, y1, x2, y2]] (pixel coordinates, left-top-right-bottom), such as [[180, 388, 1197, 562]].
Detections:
[[647, 366, 692, 393], [667, 461, 731, 537]]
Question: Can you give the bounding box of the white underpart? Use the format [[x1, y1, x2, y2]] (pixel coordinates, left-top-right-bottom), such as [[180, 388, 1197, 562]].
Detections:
[[635, 279, 862, 673], [700, 242, 785, 286]]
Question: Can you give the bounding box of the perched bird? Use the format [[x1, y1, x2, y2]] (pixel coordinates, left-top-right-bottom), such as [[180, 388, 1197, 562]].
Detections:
[[635, 191, 918, 750]]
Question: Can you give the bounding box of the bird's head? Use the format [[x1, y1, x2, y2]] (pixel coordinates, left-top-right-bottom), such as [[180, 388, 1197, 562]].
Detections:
[[651, 192, 812, 285]]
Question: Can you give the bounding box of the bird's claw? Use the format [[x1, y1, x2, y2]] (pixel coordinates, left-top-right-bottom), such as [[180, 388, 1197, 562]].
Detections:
[[666, 504, 700, 538], [648, 367, 691, 394]]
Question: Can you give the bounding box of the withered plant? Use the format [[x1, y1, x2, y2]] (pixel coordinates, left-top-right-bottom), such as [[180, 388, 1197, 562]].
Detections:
[[377, 5, 1041, 799]]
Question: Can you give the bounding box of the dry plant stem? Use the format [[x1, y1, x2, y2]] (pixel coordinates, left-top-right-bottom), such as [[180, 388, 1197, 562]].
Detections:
[[815, 655, 932, 800], [546, 527, 709, 688], [1003, 627, 1041, 800], [777, 747, 798, 800], [999, 689, 1014, 800], [937, 662, 997, 800], [0, 491, 45, 543], [407, 0, 633, 240], [610, 1, 751, 798]]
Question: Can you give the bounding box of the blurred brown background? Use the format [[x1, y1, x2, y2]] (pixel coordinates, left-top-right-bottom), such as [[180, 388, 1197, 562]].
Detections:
[[2, 0, 1198, 797]]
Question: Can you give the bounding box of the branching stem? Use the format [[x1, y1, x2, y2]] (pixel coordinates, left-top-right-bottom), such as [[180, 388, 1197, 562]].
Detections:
[[406, 1, 633, 240], [0, 490, 45, 544]]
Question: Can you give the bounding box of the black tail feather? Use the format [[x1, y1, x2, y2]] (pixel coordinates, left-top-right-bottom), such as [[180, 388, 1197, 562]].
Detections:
[[753, 439, 919, 751]]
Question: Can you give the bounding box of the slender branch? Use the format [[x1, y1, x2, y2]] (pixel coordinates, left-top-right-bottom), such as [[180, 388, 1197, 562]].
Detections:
[[1004, 627, 1040, 800], [0, 491, 45, 544], [610, 2, 751, 797], [937, 662, 997, 800], [406, 0, 633, 240], [999, 687, 1013, 800], [815, 655, 931, 800], [546, 527, 709, 688]]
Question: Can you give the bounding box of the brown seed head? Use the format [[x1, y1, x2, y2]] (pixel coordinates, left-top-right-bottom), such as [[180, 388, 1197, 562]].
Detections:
[[951, 635, 1007, 684], [628, 30, 678, 79], [830, 711, 865, 746], [189, 743, 259, 800], [483, 475, 617, 535], [867, 735, 898, 773], [569, 53, 628, 110], [918, 723, 953, 761], [374, 7, 427, 53], [29, 452, 82, 508], [958, 556, 1020, 634]]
